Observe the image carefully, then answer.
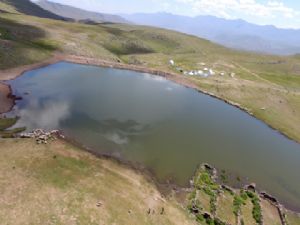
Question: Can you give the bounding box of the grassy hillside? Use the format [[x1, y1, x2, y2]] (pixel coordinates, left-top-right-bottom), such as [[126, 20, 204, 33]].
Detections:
[[0, 0, 66, 20], [36, 0, 128, 24], [0, 1, 299, 145], [0, 2, 300, 225], [1, 137, 299, 225], [0, 138, 198, 225]]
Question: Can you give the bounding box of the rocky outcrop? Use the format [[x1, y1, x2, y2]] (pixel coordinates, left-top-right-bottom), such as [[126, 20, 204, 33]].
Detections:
[[20, 129, 62, 144]]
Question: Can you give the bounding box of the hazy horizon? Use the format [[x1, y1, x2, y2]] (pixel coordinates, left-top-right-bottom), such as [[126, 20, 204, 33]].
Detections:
[[31, 0, 300, 29]]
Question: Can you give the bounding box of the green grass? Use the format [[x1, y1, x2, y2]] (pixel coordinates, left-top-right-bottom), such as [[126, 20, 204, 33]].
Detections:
[[215, 191, 236, 225], [246, 191, 263, 224], [0, 27, 12, 40], [31, 39, 60, 51], [187, 168, 297, 225], [0, 138, 198, 225], [0, 117, 17, 130], [34, 154, 91, 188], [0, 117, 25, 137]]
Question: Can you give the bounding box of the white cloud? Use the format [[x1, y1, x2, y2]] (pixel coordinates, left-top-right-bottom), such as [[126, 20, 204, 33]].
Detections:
[[16, 100, 70, 130], [176, 0, 299, 20]]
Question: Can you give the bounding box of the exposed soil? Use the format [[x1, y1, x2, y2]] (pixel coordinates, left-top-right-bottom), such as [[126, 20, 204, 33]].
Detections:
[[0, 82, 14, 114]]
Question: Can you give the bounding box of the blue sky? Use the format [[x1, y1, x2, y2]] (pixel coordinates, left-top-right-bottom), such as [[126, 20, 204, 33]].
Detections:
[[34, 0, 300, 28]]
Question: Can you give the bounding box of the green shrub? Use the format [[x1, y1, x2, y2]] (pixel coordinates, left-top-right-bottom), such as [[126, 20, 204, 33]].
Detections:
[[196, 214, 204, 223], [246, 191, 262, 223], [210, 193, 217, 214], [0, 127, 26, 138], [233, 195, 245, 216], [0, 117, 18, 130], [0, 27, 11, 40], [104, 39, 154, 55], [31, 39, 59, 51], [240, 190, 248, 201], [188, 190, 196, 200]]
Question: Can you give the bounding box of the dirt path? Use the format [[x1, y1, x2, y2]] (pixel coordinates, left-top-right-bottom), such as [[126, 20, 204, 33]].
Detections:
[[233, 62, 281, 87]]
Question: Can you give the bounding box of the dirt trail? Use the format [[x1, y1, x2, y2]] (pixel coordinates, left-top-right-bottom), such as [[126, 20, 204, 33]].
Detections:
[[233, 62, 281, 87]]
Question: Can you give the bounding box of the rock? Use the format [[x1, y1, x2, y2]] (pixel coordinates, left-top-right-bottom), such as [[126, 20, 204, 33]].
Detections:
[[245, 183, 256, 192], [260, 192, 278, 204]]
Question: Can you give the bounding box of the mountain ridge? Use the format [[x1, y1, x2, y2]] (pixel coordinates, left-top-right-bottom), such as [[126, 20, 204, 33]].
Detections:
[[0, 0, 67, 20], [123, 12, 300, 55], [35, 0, 128, 24]]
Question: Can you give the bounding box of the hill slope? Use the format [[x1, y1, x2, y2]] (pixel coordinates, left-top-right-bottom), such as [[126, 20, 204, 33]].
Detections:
[[124, 12, 300, 55], [35, 0, 128, 24], [0, 1, 300, 223], [0, 0, 66, 20]]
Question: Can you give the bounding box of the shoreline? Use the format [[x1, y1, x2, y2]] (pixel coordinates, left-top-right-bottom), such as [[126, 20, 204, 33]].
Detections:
[[1, 54, 299, 145], [0, 82, 14, 115], [60, 131, 182, 196], [33, 129, 300, 213], [0, 56, 300, 212]]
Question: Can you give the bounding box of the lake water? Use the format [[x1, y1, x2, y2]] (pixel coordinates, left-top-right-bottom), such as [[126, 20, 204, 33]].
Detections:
[[7, 62, 300, 210]]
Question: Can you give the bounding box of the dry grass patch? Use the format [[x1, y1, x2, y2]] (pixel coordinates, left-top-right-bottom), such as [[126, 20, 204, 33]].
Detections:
[[196, 189, 211, 213], [216, 191, 236, 225], [260, 199, 282, 225], [240, 198, 257, 225]]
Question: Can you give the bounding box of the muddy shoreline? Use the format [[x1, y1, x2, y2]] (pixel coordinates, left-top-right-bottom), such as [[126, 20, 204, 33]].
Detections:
[[0, 54, 298, 145], [0, 82, 14, 115]]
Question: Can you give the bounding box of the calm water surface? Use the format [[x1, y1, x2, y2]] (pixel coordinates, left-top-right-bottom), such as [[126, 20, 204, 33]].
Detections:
[[7, 62, 300, 210]]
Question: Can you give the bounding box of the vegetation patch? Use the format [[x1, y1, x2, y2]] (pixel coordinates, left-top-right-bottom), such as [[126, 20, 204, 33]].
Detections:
[[0, 138, 196, 225], [104, 38, 154, 55], [0, 27, 11, 40], [0, 117, 25, 137], [0, 117, 17, 130], [33, 154, 91, 188], [246, 191, 263, 224], [31, 39, 60, 51]]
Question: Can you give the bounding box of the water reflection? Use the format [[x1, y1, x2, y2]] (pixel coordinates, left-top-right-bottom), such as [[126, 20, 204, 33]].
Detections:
[[14, 99, 70, 130], [62, 111, 150, 146]]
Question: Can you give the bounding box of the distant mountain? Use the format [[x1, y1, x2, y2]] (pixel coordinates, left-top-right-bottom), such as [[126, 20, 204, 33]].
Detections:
[[0, 0, 66, 20], [35, 0, 128, 24], [123, 13, 300, 55]]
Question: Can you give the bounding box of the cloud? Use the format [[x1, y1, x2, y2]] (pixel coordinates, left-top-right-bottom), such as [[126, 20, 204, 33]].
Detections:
[[176, 0, 299, 20], [104, 132, 128, 145], [15, 100, 70, 130], [143, 73, 167, 82]]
